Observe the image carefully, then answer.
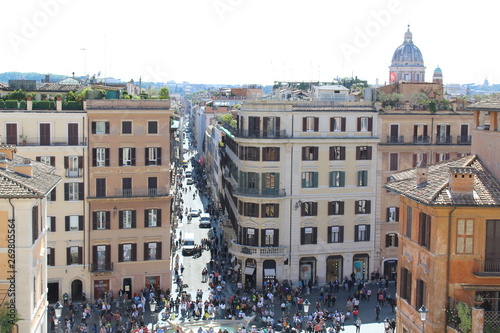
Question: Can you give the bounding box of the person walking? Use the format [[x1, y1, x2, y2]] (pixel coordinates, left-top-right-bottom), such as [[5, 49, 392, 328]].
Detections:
[[355, 318, 362, 333], [375, 303, 381, 321]]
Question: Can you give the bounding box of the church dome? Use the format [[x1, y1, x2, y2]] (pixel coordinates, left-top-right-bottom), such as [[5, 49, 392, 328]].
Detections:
[[434, 67, 442, 74], [391, 26, 424, 66]]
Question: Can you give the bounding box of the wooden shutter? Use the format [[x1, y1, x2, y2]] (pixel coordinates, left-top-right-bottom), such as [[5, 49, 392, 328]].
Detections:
[[313, 172, 318, 187], [67, 247, 71, 265], [366, 225, 371, 240], [300, 228, 305, 244], [131, 244, 137, 261], [78, 247, 83, 264], [50, 156, 55, 166], [92, 148, 97, 167], [367, 147, 372, 160], [356, 147, 361, 160], [105, 245, 111, 266], [78, 183, 84, 200], [118, 244, 124, 262], [50, 248, 55, 266], [78, 156, 83, 169], [132, 210, 136, 228], [341, 118, 346, 131], [354, 225, 359, 241], [300, 203, 305, 216], [145, 148, 149, 166], [64, 156, 69, 169], [92, 246, 98, 265], [340, 172, 345, 187], [50, 188, 56, 201], [302, 117, 307, 131], [368, 117, 373, 131], [366, 201, 371, 214], [312, 202, 318, 216], [105, 211, 110, 229], [157, 242, 162, 260], [79, 215, 84, 230], [339, 201, 344, 215], [274, 229, 279, 247], [105, 122, 110, 134], [330, 117, 334, 131], [157, 147, 162, 165], [64, 183, 69, 201], [50, 217, 56, 232], [312, 227, 318, 244], [157, 209, 162, 227], [119, 211, 123, 229], [144, 242, 149, 260], [274, 204, 279, 218], [302, 147, 307, 160], [327, 226, 332, 243], [340, 147, 345, 160], [313, 147, 318, 160], [91, 121, 96, 134], [329, 147, 334, 160], [355, 201, 359, 214], [328, 202, 333, 215], [65, 216, 70, 231], [119, 148, 123, 166], [314, 117, 319, 131], [144, 210, 149, 227], [261, 229, 266, 247], [396, 208, 400, 221], [131, 148, 136, 166], [92, 212, 97, 230], [276, 117, 281, 133], [36, 156, 41, 162], [339, 226, 344, 242], [357, 117, 361, 131], [386, 234, 391, 247]]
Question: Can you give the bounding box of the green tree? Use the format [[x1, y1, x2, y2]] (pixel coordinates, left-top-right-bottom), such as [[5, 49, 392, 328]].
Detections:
[[0, 303, 21, 333], [159, 87, 170, 100], [217, 113, 237, 127]]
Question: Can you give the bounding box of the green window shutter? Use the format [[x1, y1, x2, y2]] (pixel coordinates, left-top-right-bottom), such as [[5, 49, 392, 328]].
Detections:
[[275, 173, 280, 191], [313, 172, 318, 187], [340, 172, 345, 187], [329, 172, 333, 187], [302, 175, 306, 188]]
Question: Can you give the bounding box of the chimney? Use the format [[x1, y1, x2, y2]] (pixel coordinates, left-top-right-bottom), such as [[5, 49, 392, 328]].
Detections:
[[56, 98, 62, 111], [0, 152, 7, 169], [13, 158, 33, 177], [415, 159, 428, 187], [449, 167, 475, 196]]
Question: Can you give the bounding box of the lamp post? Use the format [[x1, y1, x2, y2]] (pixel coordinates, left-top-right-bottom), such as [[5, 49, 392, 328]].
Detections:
[[418, 305, 428, 333], [150, 298, 157, 329], [54, 301, 63, 332], [303, 299, 310, 315]]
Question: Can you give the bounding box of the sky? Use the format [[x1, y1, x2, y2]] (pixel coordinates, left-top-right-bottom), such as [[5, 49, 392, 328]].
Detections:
[[1, 0, 497, 86]]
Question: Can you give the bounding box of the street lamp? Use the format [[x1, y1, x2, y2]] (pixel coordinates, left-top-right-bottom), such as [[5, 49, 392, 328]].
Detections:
[[303, 299, 310, 314], [418, 304, 428, 332], [150, 298, 157, 328], [54, 301, 63, 332]]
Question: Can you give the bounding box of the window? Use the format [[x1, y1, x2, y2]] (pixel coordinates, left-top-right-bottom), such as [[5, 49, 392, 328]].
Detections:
[[242, 202, 259, 217], [67, 123, 79, 145], [413, 124, 429, 143], [389, 153, 399, 171], [93, 245, 111, 271], [119, 210, 136, 229], [148, 177, 157, 195], [120, 148, 136, 166], [65, 215, 83, 231], [357, 170, 368, 187], [48, 188, 56, 202], [356, 146, 372, 160], [355, 200, 371, 214], [93, 148, 109, 167], [301, 202, 318, 217], [328, 201, 344, 215], [37, 156, 55, 166], [32, 205, 39, 244], [262, 229, 279, 247], [456, 219, 474, 254], [400, 267, 412, 302], [413, 153, 428, 167], [329, 171, 345, 187], [148, 121, 158, 134], [385, 233, 399, 247], [92, 121, 110, 134], [436, 124, 451, 143], [355, 224, 371, 241], [302, 172, 318, 188], [96, 178, 106, 197], [64, 182, 83, 201], [301, 227, 318, 245], [330, 117, 346, 132], [145, 242, 162, 260], [303, 117, 319, 132], [262, 147, 280, 161], [119, 243, 137, 262], [239, 146, 260, 161], [357, 117, 372, 132], [47, 247, 55, 266], [239, 172, 259, 192], [6, 123, 18, 145], [122, 121, 132, 134], [328, 226, 344, 243], [145, 147, 162, 166], [47, 216, 56, 232], [262, 173, 279, 194], [261, 203, 279, 218], [65, 155, 83, 177], [329, 146, 345, 160], [302, 147, 318, 161], [93, 211, 110, 230], [387, 207, 400, 222], [243, 228, 258, 246], [416, 279, 427, 310], [406, 206, 412, 238], [436, 153, 450, 162], [39, 123, 51, 145], [145, 208, 162, 227], [418, 212, 431, 249], [67, 246, 82, 265]]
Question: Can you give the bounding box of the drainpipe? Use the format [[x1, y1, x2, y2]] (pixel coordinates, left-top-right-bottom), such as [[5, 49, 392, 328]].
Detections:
[[446, 206, 457, 324]]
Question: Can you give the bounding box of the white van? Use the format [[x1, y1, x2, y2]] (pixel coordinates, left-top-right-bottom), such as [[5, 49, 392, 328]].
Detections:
[[199, 213, 211, 228], [182, 233, 196, 256]]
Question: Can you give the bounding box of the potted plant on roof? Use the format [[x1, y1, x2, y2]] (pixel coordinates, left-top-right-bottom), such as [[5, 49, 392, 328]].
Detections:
[[55, 93, 62, 101], [474, 294, 484, 307], [19, 134, 27, 146]]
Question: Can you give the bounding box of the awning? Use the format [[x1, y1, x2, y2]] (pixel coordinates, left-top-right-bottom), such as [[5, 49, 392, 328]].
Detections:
[[244, 267, 255, 275], [233, 264, 240, 270], [462, 285, 500, 291], [264, 269, 276, 277]]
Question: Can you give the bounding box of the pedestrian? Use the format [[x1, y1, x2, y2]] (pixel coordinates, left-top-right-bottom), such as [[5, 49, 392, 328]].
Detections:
[[375, 304, 381, 321], [181, 263, 185, 275], [355, 318, 361, 333]]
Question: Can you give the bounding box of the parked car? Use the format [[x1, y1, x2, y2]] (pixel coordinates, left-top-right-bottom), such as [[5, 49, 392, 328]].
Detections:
[[199, 213, 211, 228], [188, 209, 200, 217]]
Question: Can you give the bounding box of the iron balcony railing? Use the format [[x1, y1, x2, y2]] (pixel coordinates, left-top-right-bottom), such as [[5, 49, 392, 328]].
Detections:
[[473, 258, 500, 276], [16, 137, 87, 146], [114, 188, 169, 198], [234, 187, 286, 198], [229, 239, 288, 258], [90, 263, 113, 273], [436, 135, 453, 144], [457, 135, 472, 144], [386, 135, 405, 144], [413, 135, 431, 144]]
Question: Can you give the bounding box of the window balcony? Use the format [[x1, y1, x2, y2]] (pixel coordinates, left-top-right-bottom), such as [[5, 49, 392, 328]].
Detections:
[[223, 123, 287, 139], [234, 187, 286, 198], [114, 188, 169, 198], [66, 169, 83, 178], [457, 135, 472, 144], [90, 263, 113, 273], [436, 135, 453, 144], [386, 135, 405, 144], [473, 259, 500, 277], [228, 239, 288, 259], [413, 135, 430, 144], [18, 137, 87, 146]]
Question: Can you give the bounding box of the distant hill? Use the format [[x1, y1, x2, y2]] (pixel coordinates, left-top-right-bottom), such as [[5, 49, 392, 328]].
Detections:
[[0, 72, 67, 84]]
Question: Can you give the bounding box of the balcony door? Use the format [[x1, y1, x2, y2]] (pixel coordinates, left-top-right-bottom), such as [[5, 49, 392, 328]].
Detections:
[[122, 178, 132, 197], [6, 123, 17, 145], [486, 220, 500, 272], [40, 123, 51, 145], [390, 124, 399, 142], [68, 123, 79, 145]]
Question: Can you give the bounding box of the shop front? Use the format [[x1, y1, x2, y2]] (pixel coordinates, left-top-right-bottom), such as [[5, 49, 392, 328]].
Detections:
[[93, 279, 110, 300], [299, 257, 317, 287], [263, 260, 276, 289], [326, 255, 343, 283], [352, 253, 369, 281]]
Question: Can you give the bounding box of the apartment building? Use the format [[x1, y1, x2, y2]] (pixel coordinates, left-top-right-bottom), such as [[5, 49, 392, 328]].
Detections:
[[384, 94, 500, 332], [0, 100, 89, 304], [376, 108, 473, 279], [218, 101, 379, 289], [86, 100, 173, 299], [0, 146, 61, 333]]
